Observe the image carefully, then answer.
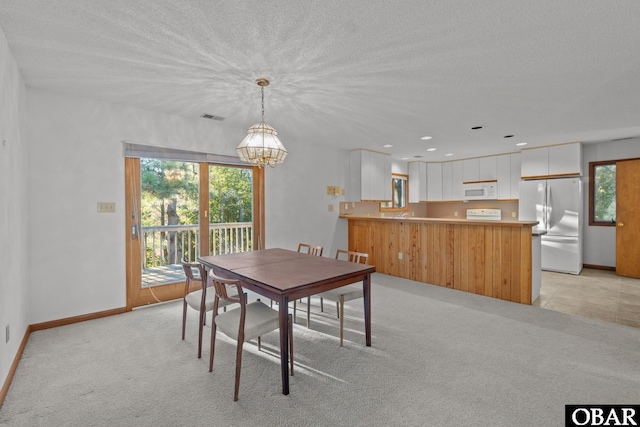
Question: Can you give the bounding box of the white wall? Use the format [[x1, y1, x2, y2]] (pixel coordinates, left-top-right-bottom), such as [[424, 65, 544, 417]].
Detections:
[[0, 26, 28, 393], [264, 144, 349, 257], [582, 138, 640, 267], [25, 88, 348, 325]]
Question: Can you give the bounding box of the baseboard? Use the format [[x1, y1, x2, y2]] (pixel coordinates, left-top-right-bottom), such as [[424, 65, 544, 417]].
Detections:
[[0, 326, 30, 410], [583, 263, 616, 271], [0, 306, 127, 409], [29, 307, 127, 332]]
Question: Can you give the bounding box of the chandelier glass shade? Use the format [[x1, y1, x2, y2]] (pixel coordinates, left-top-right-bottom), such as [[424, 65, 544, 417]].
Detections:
[[236, 78, 287, 168]]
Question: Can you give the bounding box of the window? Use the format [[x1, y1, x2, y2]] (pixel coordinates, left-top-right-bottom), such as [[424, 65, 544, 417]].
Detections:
[[380, 174, 408, 211], [589, 161, 616, 226]]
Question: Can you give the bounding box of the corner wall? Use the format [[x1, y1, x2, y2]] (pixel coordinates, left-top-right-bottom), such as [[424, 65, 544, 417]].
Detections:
[[0, 25, 28, 397]]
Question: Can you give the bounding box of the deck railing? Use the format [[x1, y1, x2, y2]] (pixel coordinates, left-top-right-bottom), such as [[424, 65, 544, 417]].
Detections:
[[141, 222, 253, 267]]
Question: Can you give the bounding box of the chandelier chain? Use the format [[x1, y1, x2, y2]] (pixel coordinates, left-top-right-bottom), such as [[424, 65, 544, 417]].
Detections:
[[261, 86, 265, 122]]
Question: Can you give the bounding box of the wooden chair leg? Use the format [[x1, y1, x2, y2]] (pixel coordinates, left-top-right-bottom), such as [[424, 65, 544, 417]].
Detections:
[[293, 300, 297, 323], [258, 336, 261, 351], [182, 300, 187, 340], [339, 295, 345, 347], [234, 340, 244, 401], [198, 308, 205, 358], [320, 297, 324, 312], [336, 302, 340, 318], [306, 296, 311, 328], [289, 313, 294, 376], [209, 315, 217, 372]]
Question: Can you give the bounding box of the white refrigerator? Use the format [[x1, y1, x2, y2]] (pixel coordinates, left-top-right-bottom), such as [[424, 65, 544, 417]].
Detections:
[[518, 178, 583, 274]]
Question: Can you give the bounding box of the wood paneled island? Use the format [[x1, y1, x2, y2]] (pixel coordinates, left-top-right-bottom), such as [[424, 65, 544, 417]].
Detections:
[[341, 215, 540, 304]]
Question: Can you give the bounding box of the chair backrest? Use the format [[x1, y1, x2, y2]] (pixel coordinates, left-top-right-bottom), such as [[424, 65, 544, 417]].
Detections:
[[208, 270, 243, 309], [181, 259, 206, 293], [335, 249, 369, 265], [297, 243, 323, 257]]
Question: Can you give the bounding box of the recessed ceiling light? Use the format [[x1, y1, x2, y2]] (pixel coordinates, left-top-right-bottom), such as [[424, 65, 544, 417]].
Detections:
[[420, 136, 432, 140], [383, 144, 393, 148], [516, 142, 528, 146], [427, 148, 436, 152], [401, 157, 409, 160], [445, 153, 454, 157], [471, 126, 483, 130], [504, 135, 514, 138]]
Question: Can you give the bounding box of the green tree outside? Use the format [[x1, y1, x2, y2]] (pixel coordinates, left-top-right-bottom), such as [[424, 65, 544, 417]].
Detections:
[[594, 164, 616, 223]]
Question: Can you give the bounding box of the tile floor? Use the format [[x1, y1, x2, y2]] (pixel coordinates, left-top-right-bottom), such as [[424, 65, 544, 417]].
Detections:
[[534, 268, 640, 328]]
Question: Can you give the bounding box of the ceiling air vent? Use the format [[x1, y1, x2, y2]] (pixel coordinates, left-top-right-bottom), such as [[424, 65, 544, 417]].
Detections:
[[201, 114, 224, 121]]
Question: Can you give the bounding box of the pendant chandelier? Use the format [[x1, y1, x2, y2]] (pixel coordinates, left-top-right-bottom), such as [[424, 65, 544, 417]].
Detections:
[[236, 78, 287, 168]]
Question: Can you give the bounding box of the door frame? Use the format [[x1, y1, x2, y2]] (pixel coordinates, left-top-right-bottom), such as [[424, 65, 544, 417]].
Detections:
[[125, 157, 264, 311]]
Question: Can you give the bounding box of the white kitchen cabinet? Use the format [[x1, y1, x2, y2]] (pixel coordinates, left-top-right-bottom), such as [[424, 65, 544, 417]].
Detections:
[[452, 160, 464, 200], [496, 154, 511, 199], [509, 153, 521, 199], [479, 156, 498, 181], [462, 158, 479, 183], [442, 162, 453, 200], [549, 143, 582, 176], [408, 161, 427, 202], [427, 163, 443, 201], [349, 149, 392, 201], [521, 142, 582, 178], [496, 153, 521, 200], [463, 156, 497, 182], [520, 146, 548, 178]]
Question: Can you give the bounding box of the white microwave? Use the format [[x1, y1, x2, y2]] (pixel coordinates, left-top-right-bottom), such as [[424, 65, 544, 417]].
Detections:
[[463, 182, 498, 200]]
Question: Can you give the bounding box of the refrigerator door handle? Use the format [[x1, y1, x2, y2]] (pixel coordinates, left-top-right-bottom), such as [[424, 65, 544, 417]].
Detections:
[[546, 183, 550, 232]]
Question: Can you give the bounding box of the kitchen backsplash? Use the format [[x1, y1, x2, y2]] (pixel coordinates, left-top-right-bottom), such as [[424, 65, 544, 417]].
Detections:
[[340, 200, 519, 220]]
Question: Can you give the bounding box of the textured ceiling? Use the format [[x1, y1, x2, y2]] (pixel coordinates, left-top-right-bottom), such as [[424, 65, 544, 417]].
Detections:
[[1, 0, 639, 160]]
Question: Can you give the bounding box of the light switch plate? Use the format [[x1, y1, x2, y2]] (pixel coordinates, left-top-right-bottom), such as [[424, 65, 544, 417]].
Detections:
[[328, 204, 334, 212], [97, 202, 116, 213]]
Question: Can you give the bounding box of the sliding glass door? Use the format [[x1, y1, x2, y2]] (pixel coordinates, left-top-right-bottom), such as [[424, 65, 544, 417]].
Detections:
[[125, 158, 263, 309]]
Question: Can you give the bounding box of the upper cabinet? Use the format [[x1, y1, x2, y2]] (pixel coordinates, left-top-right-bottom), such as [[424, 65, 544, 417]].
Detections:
[[521, 142, 582, 179], [408, 161, 427, 203], [496, 153, 521, 200], [442, 162, 453, 200], [349, 149, 392, 201], [409, 162, 443, 202], [463, 156, 497, 183], [451, 160, 464, 200], [426, 163, 443, 201]]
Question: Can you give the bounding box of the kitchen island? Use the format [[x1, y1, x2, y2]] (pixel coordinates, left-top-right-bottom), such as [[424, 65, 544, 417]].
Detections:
[[340, 215, 540, 304]]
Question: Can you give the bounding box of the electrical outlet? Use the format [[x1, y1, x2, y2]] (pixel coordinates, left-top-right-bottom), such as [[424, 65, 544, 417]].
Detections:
[[97, 202, 116, 213], [512, 212, 516, 218], [5, 324, 9, 343], [398, 252, 403, 260], [345, 203, 349, 210], [454, 211, 458, 217]]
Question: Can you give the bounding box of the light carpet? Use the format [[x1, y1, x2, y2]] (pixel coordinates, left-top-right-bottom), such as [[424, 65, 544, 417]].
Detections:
[[1, 273, 639, 426]]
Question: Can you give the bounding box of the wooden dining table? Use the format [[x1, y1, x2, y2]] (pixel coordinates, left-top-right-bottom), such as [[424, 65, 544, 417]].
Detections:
[[197, 248, 376, 395]]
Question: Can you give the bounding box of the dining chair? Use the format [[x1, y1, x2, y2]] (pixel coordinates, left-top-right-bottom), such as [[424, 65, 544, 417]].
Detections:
[[293, 243, 323, 322], [208, 271, 294, 401], [307, 249, 369, 346], [297, 243, 323, 256], [181, 259, 235, 359]]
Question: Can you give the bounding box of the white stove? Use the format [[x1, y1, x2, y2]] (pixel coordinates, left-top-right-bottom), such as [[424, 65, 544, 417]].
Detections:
[[466, 209, 502, 221]]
